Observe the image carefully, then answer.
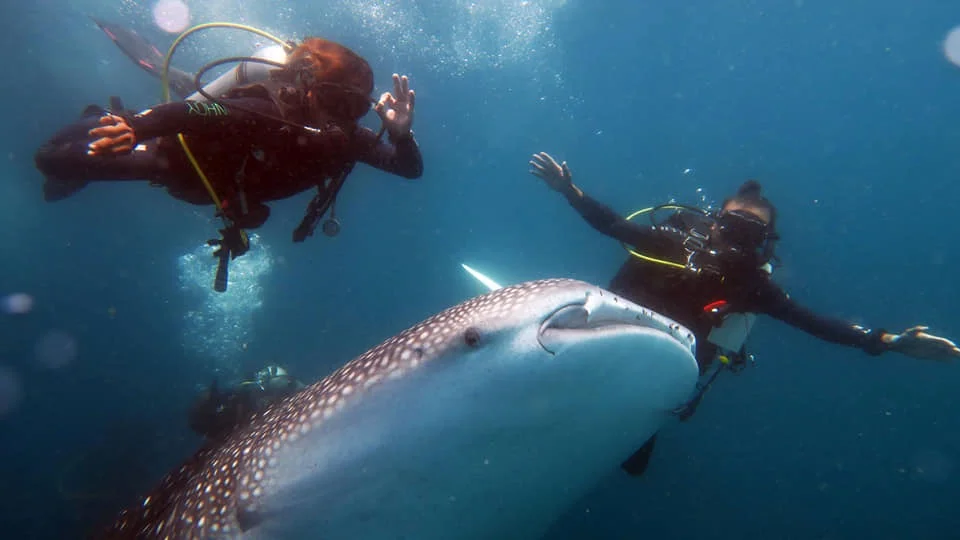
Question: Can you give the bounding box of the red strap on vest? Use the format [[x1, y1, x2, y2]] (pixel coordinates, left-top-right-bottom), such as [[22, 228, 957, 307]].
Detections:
[[703, 300, 728, 313]]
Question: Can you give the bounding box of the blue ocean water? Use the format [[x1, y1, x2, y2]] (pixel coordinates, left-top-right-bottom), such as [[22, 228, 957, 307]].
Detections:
[[1, 0, 959, 538]]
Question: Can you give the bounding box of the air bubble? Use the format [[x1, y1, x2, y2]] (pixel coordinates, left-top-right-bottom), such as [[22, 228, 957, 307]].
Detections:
[[152, 0, 191, 33], [2, 293, 33, 315], [34, 330, 77, 369], [944, 26, 960, 67]]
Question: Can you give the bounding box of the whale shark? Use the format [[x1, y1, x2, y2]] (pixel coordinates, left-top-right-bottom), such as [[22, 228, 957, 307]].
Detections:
[[100, 279, 698, 539]]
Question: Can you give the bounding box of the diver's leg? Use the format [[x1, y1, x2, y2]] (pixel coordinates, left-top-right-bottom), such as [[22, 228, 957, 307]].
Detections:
[[34, 115, 168, 201], [92, 18, 196, 99], [620, 432, 658, 477]]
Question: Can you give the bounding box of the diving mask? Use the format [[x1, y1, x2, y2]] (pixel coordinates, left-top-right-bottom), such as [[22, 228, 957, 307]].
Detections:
[[715, 209, 773, 256], [314, 82, 374, 120]]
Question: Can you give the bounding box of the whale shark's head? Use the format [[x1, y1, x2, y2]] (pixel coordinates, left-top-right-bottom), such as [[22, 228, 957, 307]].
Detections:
[[103, 279, 699, 540], [461, 276, 697, 359]]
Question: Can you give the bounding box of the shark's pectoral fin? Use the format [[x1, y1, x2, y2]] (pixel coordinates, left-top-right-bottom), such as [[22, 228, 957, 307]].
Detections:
[[620, 432, 658, 477]]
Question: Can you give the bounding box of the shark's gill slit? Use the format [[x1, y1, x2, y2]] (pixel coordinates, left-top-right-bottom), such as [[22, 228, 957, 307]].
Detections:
[[538, 303, 590, 354], [545, 304, 590, 330]]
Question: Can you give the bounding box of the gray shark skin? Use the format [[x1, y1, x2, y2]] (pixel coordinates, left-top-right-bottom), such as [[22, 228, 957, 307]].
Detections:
[[100, 279, 699, 539]]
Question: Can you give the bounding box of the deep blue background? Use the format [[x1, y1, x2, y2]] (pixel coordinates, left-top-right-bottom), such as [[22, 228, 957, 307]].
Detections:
[[2, 0, 959, 538]]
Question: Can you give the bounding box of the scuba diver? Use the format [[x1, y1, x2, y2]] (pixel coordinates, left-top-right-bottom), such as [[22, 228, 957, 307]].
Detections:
[[188, 364, 306, 442], [34, 20, 422, 291], [528, 151, 960, 477]]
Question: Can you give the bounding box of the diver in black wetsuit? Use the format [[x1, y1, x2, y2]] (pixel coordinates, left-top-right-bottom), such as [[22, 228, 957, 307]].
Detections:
[[188, 365, 306, 443], [529, 151, 960, 476], [33, 36, 422, 260]]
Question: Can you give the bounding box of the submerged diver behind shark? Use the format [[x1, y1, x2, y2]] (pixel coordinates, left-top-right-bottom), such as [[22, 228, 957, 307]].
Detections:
[[97, 279, 699, 539]]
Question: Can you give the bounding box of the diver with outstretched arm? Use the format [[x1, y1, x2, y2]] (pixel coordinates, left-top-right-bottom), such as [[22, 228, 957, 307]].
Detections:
[[528, 151, 960, 476]]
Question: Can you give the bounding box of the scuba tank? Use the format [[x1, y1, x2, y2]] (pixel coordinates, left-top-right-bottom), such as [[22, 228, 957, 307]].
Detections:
[[705, 261, 772, 354], [187, 44, 289, 102], [706, 313, 756, 353]]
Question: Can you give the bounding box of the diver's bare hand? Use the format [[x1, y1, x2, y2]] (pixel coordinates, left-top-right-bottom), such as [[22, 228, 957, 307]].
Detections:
[[87, 114, 136, 156], [883, 326, 960, 361], [529, 152, 579, 195], [375, 74, 415, 140]]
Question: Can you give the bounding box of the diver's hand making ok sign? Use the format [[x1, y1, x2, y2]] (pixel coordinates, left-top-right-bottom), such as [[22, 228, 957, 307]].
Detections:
[[375, 73, 415, 140]]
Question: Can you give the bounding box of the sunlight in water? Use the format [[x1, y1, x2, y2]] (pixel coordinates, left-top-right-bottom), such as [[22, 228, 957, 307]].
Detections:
[[152, 0, 191, 33], [333, 0, 567, 76], [177, 233, 273, 377], [121, 0, 568, 78]]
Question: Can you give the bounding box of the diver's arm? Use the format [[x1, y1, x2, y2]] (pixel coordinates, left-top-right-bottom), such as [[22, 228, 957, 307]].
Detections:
[[528, 151, 673, 252], [562, 187, 678, 252], [86, 99, 278, 156], [126, 98, 280, 141], [759, 284, 890, 355], [353, 126, 423, 179]]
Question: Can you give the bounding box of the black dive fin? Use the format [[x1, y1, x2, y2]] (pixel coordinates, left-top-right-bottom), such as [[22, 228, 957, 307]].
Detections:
[[108, 96, 125, 114], [43, 177, 89, 202], [81, 97, 128, 118], [81, 104, 106, 117], [620, 432, 658, 477], [167, 68, 197, 99], [91, 16, 196, 99]]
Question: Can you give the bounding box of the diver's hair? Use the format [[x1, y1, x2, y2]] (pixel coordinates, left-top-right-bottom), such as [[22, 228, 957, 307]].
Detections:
[[723, 179, 778, 231], [287, 38, 374, 96]]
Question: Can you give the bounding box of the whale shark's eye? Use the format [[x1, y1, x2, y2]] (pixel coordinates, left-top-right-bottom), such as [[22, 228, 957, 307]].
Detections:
[[464, 327, 481, 348]]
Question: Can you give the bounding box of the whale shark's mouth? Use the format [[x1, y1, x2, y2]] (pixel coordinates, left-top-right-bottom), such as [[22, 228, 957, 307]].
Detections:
[[537, 296, 691, 355]]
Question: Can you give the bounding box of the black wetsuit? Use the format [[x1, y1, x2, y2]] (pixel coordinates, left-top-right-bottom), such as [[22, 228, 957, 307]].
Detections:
[[561, 187, 890, 476], [188, 376, 305, 442], [565, 188, 889, 366], [34, 92, 423, 228]]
